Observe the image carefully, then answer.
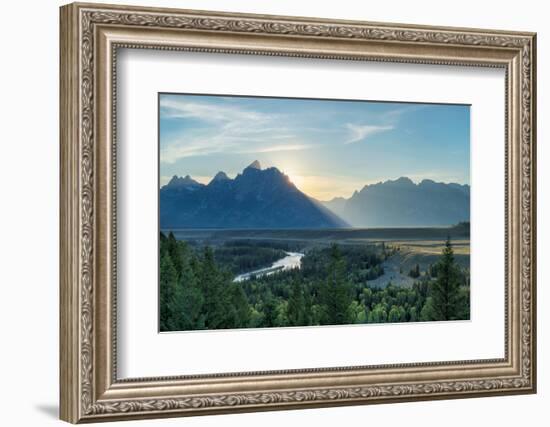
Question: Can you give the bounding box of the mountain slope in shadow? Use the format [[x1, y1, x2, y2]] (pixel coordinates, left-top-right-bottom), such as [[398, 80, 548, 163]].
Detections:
[[160, 161, 349, 229]]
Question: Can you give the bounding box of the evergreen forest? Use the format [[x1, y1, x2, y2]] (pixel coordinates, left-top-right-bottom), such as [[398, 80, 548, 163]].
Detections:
[[159, 232, 470, 331]]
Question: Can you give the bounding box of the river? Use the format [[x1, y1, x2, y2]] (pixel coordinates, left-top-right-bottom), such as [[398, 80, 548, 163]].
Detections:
[[233, 251, 304, 282]]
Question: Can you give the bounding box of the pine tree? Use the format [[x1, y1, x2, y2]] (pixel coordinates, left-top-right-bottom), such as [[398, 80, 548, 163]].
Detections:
[[287, 276, 306, 326], [302, 284, 314, 326], [421, 237, 462, 321], [166, 232, 184, 278], [368, 303, 387, 323], [159, 251, 179, 331], [159, 235, 206, 331], [198, 247, 230, 329], [262, 293, 277, 327], [177, 247, 205, 330], [388, 305, 402, 323], [324, 244, 353, 325], [227, 282, 251, 328]]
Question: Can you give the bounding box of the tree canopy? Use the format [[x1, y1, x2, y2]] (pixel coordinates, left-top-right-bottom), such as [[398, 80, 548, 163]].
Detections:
[[159, 233, 470, 331]]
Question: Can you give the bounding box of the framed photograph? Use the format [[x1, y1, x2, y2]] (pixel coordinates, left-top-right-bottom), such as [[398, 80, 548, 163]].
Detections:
[[60, 2, 537, 423]]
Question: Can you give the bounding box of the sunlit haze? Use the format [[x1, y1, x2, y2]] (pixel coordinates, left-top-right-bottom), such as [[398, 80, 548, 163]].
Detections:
[[160, 93, 470, 201]]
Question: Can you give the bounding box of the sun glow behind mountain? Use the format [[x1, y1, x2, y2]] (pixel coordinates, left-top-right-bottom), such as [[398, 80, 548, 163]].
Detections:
[[288, 174, 370, 201], [245, 158, 366, 200], [160, 93, 470, 201], [160, 161, 470, 229]]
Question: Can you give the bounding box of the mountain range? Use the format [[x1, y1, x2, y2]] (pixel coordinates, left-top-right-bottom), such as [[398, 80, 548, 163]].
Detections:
[[160, 161, 347, 229], [323, 177, 470, 227], [160, 161, 470, 229]]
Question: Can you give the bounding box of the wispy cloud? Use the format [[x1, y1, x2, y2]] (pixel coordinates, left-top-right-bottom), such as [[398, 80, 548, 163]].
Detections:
[[239, 143, 312, 154], [344, 124, 394, 144], [161, 137, 237, 163], [159, 95, 470, 199], [342, 104, 425, 144], [160, 97, 270, 124], [160, 97, 313, 163], [161, 135, 312, 163], [381, 104, 427, 121]]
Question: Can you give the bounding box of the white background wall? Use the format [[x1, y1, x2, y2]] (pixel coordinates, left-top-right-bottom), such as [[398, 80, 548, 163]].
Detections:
[[0, 0, 546, 425]]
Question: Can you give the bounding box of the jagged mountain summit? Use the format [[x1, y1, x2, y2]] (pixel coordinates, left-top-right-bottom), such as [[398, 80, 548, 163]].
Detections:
[[160, 161, 348, 229], [166, 174, 203, 191], [323, 177, 470, 227], [246, 160, 262, 170], [209, 171, 230, 185]]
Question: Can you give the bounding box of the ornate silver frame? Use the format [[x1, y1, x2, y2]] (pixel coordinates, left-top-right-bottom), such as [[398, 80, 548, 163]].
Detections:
[[60, 2, 537, 423]]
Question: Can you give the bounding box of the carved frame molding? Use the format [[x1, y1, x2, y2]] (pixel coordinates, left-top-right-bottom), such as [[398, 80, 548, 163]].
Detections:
[[60, 2, 536, 423]]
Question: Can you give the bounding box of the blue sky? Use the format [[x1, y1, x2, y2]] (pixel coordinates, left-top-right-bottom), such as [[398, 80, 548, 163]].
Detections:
[[159, 93, 470, 201]]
